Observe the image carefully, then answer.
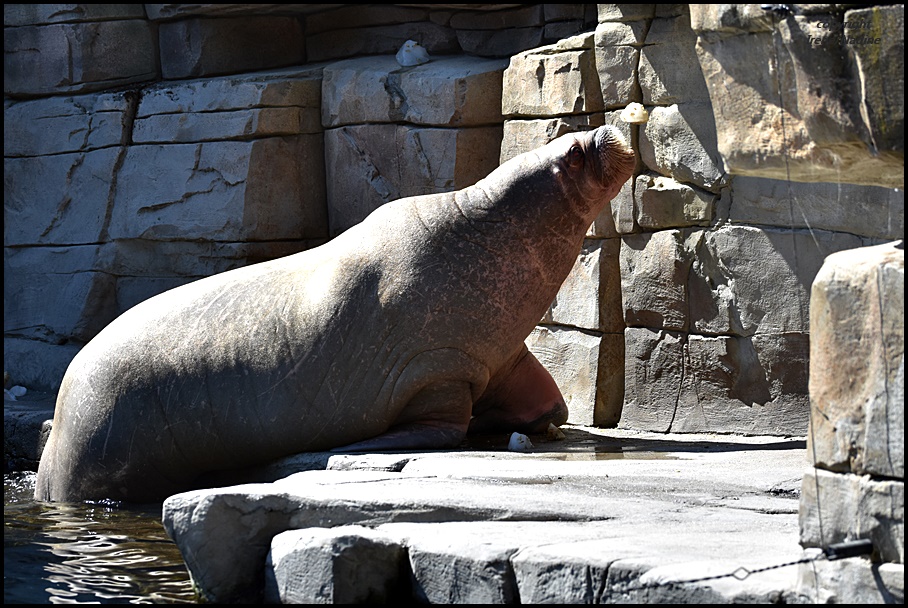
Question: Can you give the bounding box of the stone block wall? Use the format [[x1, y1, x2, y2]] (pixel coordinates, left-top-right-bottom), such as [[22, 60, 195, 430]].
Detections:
[[320, 54, 508, 236], [507, 5, 904, 432]]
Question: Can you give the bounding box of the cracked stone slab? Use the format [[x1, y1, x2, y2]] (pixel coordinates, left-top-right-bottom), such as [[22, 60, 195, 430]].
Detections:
[[321, 55, 508, 128]]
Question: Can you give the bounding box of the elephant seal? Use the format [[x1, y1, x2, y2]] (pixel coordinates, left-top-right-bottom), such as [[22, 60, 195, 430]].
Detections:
[[35, 125, 635, 502]]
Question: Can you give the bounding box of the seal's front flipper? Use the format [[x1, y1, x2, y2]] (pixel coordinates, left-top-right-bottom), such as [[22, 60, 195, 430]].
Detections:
[[470, 346, 568, 435], [331, 424, 465, 453]]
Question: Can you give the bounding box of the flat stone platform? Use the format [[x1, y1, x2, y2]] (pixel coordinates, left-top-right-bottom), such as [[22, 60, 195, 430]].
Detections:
[[162, 426, 818, 603]]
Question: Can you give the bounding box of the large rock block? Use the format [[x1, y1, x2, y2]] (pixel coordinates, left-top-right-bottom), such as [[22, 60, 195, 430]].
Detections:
[[620, 230, 696, 332], [799, 468, 904, 564], [134, 67, 323, 143], [639, 13, 711, 105], [265, 526, 406, 604], [4, 245, 116, 344], [322, 55, 507, 128], [639, 103, 727, 193], [108, 135, 326, 242], [4, 148, 122, 247], [797, 556, 904, 603], [634, 173, 715, 230], [4, 4, 145, 26], [691, 4, 904, 188], [451, 4, 560, 57], [543, 239, 623, 333], [158, 16, 305, 79], [593, 21, 643, 105], [845, 6, 904, 157], [808, 241, 904, 479], [621, 327, 810, 434], [407, 534, 519, 603], [728, 176, 905, 240], [4, 19, 156, 97], [4, 91, 131, 157], [324, 124, 501, 235], [502, 32, 602, 117], [525, 326, 623, 426], [688, 226, 864, 336]]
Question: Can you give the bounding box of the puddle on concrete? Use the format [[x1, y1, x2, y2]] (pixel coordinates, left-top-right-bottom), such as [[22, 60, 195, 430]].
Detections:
[[537, 448, 680, 461], [462, 432, 680, 461]]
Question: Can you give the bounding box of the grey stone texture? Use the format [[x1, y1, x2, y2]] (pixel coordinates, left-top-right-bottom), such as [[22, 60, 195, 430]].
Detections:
[[320, 55, 507, 235], [265, 526, 406, 604], [161, 429, 809, 603], [158, 16, 305, 79], [3, 391, 54, 472], [4, 18, 157, 97]]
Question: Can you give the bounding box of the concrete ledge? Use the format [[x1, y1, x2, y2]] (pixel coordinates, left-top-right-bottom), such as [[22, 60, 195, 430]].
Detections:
[[162, 427, 810, 603]]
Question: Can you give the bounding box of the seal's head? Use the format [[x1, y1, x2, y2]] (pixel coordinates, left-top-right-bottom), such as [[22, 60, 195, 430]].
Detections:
[[545, 125, 636, 217]]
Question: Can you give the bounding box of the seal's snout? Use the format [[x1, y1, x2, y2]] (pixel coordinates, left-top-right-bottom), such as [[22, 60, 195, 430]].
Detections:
[[593, 125, 636, 186]]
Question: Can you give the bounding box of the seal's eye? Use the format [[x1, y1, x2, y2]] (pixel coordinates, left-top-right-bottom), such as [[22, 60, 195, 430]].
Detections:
[[568, 144, 584, 167]]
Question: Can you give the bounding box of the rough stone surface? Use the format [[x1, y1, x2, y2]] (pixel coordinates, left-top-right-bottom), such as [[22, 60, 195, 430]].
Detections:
[[799, 467, 904, 564], [639, 103, 727, 193], [322, 55, 508, 127], [162, 428, 808, 603], [691, 4, 904, 188], [797, 555, 904, 604], [109, 136, 326, 242], [502, 32, 602, 117], [593, 21, 641, 105], [4, 91, 131, 157], [4, 4, 146, 26], [843, 6, 904, 156], [807, 241, 904, 478], [406, 531, 519, 603], [134, 67, 324, 142], [639, 13, 712, 105], [688, 225, 865, 337], [727, 176, 904, 240], [265, 526, 406, 604], [620, 229, 696, 332], [158, 16, 305, 79], [4, 19, 157, 97], [308, 21, 460, 62], [635, 173, 715, 230], [621, 328, 810, 435], [542, 238, 623, 333]]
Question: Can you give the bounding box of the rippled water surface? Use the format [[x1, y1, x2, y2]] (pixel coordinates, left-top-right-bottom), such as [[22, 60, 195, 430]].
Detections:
[[4, 472, 198, 604]]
